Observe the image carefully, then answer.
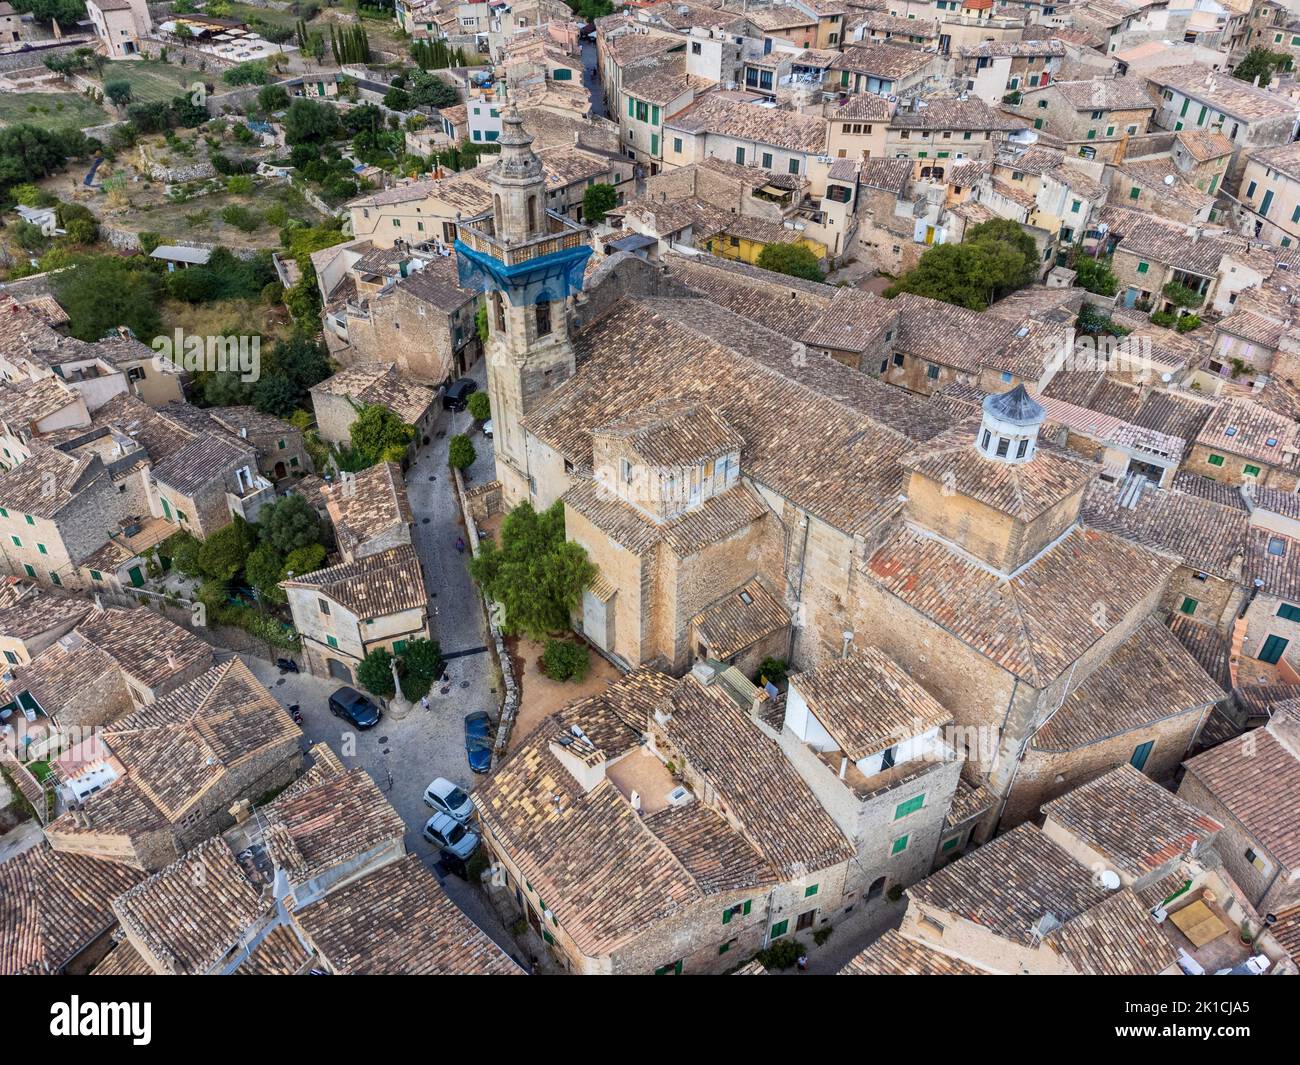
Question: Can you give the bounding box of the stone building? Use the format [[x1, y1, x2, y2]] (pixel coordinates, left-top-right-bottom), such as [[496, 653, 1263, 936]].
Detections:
[[281, 543, 430, 685], [0, 579, 91, 667], [1015, 77, 1155, 161], [1178, 709, 1300, 918], [206, 406, 313, 482], [309, 363, 439, 458], [42, 658, 302, 873], [847, 764, 1295, 975], [146, 426, 273, 538], [476, 667, 860, 974], [322, 461, 414, 563]]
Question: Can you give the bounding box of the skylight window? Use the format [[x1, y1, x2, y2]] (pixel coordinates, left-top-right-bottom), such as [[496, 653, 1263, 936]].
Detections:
[[1269, 537, 1287, 557], [1267, 437, 1279, 447], [1225, 426, 1238, 436]]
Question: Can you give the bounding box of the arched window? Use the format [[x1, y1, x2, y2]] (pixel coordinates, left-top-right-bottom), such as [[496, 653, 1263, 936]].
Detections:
[[527, 195, 538, 233], [492, 292, 505, 333], [493, 194, 503, 233], [535, 299, 552, 337]]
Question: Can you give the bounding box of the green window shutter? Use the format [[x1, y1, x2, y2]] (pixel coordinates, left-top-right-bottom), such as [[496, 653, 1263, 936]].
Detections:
[[1278, 603, 1300, 622], [1129, 186, 1140, 200], [770, 920, 788, 938], [543, 930, 555, 945], [1292, 204, 1300, 224], [326, 635, 338, 648], [24, 514, 33, 525], [742, 899, 751, 915], [1244, 464, 1262, 477], [3, 651, 16, 665], [937, 151, 949, 158], [290, 457, 300, 468], [1180, 596, 1198, 615], [36, 543, 46, 555], [1086, 129, 1096, 140], [0, 507, 7, 517], [941, 836, 959, 852], [651, 105, 660, 125], [10, 535, 20, 547], [1071, 199, 1081, 213], [22, 564, 34, 578], [1207, 454, 1224, 467], [651, 133, 659, 156], [917, 151, 927, 158], [1180, 98, 1189, 117], [1106, 126, 1114, 136], [672, 137, 682, 153], [394, 639, 408, 653], [804, 883, 819, 897], [1197, 105, 1207, 124], [722, 907, 733, 924], [894, 793, 925, 819], [718, 941, 731, 955], [278, 439, 286, 449], [90, 570, 102, 581], [1137, 261, 1149, 273], [840, 70, 849, 86], [1034, 118, 1043, 129], [50, 573, 60, 586], [627, 96, 634, 118], [891, 834, 910, 855]]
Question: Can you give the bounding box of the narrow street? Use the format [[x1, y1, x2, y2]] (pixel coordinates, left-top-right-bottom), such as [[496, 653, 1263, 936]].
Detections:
[[246, 359, 525, 968]]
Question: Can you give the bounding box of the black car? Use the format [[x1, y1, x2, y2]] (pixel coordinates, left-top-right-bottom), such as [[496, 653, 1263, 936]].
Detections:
[[328, 686, 381, 729], [464, 711, 494, 773], [443, 378, 479, 411]]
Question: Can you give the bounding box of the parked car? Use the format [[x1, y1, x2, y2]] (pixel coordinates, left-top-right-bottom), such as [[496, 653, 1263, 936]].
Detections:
[[423, 777, 474, 822], [443, 378, 478, 411], [482, 419, 493, 438], [422, 811, 480, 860], [464, 711, 494, 773], [328, 686, 381, 729]]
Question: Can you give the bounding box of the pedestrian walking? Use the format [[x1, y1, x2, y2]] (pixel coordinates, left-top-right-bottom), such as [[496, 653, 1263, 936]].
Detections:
[[797, 954, 808, 972], [421, 695, 430, 713], [455, 535, 466, 554]]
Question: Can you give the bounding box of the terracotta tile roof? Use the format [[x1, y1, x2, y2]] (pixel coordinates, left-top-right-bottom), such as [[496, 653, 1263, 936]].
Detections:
[[1171, 471, 1248, 509], [1043, 77, 1156, 113], [90, 940, 153, 976], [691, 578, 790, 659], [902, 423, 1095, 522], [563, 478, 769, 557], [947, 778, 994, 825], [839, 928, 986, 974], [0, 443, 107, 520], [0, 580, 91, 642], [789, 647, 951, 761], [832, 42, 937, 80], [1196, 397, 1300, 469], [1079, 478, 1247, 580], [112, 836, 265, 975], [282, 543, 427, 618], [858, 156, 913, 193], [1169, 615, 1231, 692], [0, 376, 82, 427], [235, 922, 312, 975], [865, 526, 1176, 686], [663, 252, 836, 337], [1248, 141, 1300, 184], [265, 766, 406, 883], [1146, 64, 1300, 123], [889, 95, 1025, 132], [528, 297, 948, 537], [595, 400, 744, 467], [1042, 888, 1180, 974], [149, 429, 255, 497], [1032, 617, 1224, 750], [76, 606, 213, 690], [1103, 206, 1271, 279], [1246, 527, 1300, 602], [311, 363, 437, 426], [0, 845, 143, 975], [322, 461, 412, 558], [1042, 763, 1223, 878], [658, 676, 855, 875], [911, 823, 1109, 945], [665, 96, 828, 154], [826, 92, 894, 123], [641, 802, 777, 893], [801, 287, 898, 353], [295, 854, 522, 974], [1182, 713, 1300, 868]]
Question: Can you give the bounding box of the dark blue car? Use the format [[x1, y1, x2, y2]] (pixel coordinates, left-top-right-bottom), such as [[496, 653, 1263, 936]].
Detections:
[[329, 686, 381, 730], [464, 711, 494, 773]]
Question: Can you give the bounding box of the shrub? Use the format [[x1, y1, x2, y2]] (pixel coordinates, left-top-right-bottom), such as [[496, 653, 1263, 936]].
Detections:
[[397, 638, 444, 699], [541, 638, 589, 682], [105, 80, 132, 107], [226, 174, 255, 195], [1175, 313, 1202, 333], [448, 433, 476, 470], [754, 657, 788, 688], [467, 391, 491, 422], [220, 204, 262, 232], [755, 939, 802, 970], [358, 647, 396, 697], [1150, 309, 1177, 328]]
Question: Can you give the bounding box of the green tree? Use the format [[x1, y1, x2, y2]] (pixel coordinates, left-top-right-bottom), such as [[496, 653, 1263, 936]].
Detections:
[[104, 80, 132, 107], [284, 98, 340, 145], [407, 69, 459, 109], [162, 530, 202, 577], [475, 303, 488, 343], [357, 648, 396, 698], [53, 256, 161, 341], [1234, 47, 1292, 88], [582, 182, 617, 224], [259, 493, 326, 553], [198, 518, 256, 582], [396, 639, 444, 699], [343, 405, 415, 469], [12, 0, 85, 25], [1073, 252, 1118, 297], [448, 434, 475, 470], [467, 391, 490, 421], [541, 638, 588, 682], [469, 501, 597, 640], [755, 242, 825, 282], [257, 84, 291, 112], [283, 543, 327, 580], [246, 542, 288, 604], [886, 218, 1039, 309]]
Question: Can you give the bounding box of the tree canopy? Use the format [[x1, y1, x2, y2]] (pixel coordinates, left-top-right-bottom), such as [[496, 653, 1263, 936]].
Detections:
[[53, 256, 162, 341], [755, 242, 825, 282], [341, 405, 415, 470], [1234, 47, 1292, 88], [259, 493, 327, 554], [582, 183, 617, 224], [469, 501, 597, 640], [885, 218, 1039, 309]]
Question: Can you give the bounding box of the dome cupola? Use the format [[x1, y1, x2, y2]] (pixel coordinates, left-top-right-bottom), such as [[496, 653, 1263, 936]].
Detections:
[[978, 384, 1044, 465]]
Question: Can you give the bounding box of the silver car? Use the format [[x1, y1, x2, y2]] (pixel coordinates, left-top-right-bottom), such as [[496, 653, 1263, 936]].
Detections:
[[423, 777, 474, 823], [423, 812, 480, 860]]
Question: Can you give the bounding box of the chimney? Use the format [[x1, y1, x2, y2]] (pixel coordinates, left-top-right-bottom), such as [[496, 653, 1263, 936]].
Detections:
[[549, 726, 607, 792], [841, 630, 854, 658]]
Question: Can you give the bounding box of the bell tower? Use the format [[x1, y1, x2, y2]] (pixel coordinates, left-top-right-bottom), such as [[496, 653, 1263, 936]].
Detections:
[[455, 108, 592, 503]]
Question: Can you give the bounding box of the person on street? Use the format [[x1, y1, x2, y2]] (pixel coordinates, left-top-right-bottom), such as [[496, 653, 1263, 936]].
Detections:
[[455, 535, 466, 554]]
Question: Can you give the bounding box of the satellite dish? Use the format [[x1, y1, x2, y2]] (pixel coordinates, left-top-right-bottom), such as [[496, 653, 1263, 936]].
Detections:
[[1164, 174, 1176, 185], [1099, 869, 1121, 890]]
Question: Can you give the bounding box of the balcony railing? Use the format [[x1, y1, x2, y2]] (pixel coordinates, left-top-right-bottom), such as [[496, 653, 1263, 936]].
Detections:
[[456, 208, 588, 267]]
